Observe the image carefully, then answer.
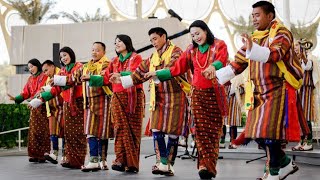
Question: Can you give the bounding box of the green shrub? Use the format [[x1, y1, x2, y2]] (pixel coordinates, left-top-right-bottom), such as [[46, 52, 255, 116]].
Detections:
[[0, 104, 30, 148], [241, 112, 247, 127]]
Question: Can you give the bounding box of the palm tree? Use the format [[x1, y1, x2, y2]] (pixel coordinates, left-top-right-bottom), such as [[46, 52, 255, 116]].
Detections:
[[57, 8, 111, 23], [8, 0, 56, 24], [231, 16, 254, 34], [291, 22, 319, 42]]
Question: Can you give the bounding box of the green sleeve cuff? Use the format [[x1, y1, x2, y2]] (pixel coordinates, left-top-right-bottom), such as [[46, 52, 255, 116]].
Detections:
[[156, 69, 172, 81], [89, 75, 104, 87], [62, 86, 71, 90], [212, 60, 223, 70], [41, 91, 54, 101], [120, 71, 132, 76], [14, 95, 24, 104]]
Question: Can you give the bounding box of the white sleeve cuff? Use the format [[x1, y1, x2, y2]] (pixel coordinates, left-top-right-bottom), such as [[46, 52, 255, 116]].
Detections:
[[302, 60, 312, 70], [216, 65, 236, 85], [53, 75, 67, 86], [153, 76, 160, 84], [120, 75, 134, 89], [42, 85, 52, 92], [29, 98, 43, 108], [246, 42, 270, 63]]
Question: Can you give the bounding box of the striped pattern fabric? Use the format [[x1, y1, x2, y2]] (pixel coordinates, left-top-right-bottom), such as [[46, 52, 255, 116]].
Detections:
[[111, 89, 145, 170], [192, 88, 223, 176], [231, 21, 307, 140], [226, 88, 244, 127], [299, 70, 315, 122], [47, 92, 64, 136], [28, 106, 50, 160], [71, 60, 112, 139], [63, 98, 87, 169], [131, 42, 188, 135]]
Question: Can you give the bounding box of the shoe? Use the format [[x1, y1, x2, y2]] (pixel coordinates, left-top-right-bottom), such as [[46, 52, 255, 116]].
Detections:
[[257, 173, 280, 180], [152, 162, 169, 175], [126, 166, 139, 173], [291, 143, 302, 151], [279, 159, 299, 180], [28, 157, 38, 162], [81, 162, 100, 172], [38, 158, 46, 163], [219, 143, 226, 149], [228, 143, 237, 149], [198, 169, 215, 179], [165, 164, 174, 176], [44, 152, 58, 164], [299, 143, 313, 151], [111, 161, 125, 172], [99, 161, 109, 170]]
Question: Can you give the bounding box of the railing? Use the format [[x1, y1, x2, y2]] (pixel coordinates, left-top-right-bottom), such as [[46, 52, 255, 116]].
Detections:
[[0, 127, 29, 151]]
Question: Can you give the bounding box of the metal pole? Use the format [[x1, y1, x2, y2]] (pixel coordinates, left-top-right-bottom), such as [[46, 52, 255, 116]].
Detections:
[[18, 130, 21, 151], [135, 0, 142, 19]]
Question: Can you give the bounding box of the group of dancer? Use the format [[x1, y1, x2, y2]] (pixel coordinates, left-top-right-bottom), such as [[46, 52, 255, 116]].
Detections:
[[7, 1, 319, 179]]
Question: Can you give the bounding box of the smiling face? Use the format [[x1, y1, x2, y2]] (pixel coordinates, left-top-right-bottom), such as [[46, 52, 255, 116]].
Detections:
[[190, 27, 207, 46], [28, 63, 38, 75], [42, 63, 55, 77], [252, 7, 274, 31], [91, 43, 105, 61], [115, 38, 127, 54], [149, 33, 167, 51], [60, 52, 71, 65]]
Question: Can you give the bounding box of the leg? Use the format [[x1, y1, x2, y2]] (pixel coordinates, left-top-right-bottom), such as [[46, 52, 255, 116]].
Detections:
[[81, 136, 100, 172], [166, 135, 179, 176], [229, 126, 238, 149], [300, 121, 313, 151], [44, 135, 59, 164], [99, 139, 109, 170], [152, 130, 169, 175], [219, 125, 226, 148]]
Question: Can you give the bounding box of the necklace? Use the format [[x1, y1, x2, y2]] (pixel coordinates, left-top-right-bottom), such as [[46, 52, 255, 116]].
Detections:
[[195, 48, 210, 69]]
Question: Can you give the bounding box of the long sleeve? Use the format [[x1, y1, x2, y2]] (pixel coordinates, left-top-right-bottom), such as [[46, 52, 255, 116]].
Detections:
[[267, 29, 293, 63]]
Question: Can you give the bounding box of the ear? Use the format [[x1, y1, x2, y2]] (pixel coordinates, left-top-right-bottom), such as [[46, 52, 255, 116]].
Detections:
[[267, 13, 274, 21]]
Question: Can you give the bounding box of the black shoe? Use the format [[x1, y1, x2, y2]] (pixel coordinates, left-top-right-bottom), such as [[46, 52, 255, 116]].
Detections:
[[199, 169, 215, 179], [112, 164, 125, 172], [29, 157, 38, 162], [126, 167, 139, 173], [38, 159, 46, 163]]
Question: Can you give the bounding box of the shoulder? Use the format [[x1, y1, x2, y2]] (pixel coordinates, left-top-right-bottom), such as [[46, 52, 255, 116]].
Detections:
[[213, 38, 227, 47]]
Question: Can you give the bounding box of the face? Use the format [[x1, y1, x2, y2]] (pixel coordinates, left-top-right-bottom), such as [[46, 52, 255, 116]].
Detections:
[[42, 64, 55, 77], [91, 43, 105, 61], [149, 33, 167, 51], [190, 27, 207, 46], [60, 52, 71, 65], [294, 42, 301, 55], [252, 7, 274, 30], [28, 63, 38, 75], [115, 38, 127, 54]]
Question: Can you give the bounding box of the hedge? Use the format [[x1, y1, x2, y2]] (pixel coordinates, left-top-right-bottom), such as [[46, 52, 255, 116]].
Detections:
[[0, 104, 30, 148]]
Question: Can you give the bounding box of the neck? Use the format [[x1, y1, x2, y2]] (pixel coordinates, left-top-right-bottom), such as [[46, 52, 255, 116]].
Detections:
[[120, 51, 128, 57]]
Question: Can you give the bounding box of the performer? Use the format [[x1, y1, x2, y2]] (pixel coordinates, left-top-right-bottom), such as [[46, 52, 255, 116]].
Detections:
[[7, 58, 50, 163], [30, 47, 87, 169], [83, 34, 144, 173], [110, 27, 189, 176], [144, 20, 229, 179], [41, 60, 65, 164], [204, 1, 310, 179], [292, 39, 319, 151]]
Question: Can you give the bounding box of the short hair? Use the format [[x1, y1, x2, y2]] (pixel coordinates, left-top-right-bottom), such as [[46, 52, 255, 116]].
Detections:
[[189, 20, 215, 47], [148, 27, 168, 40], [93, 41, 106, 51], [42, 60, 55, 67], [59, 46, 76, 66], [28, 58, 42, 73], [115, 34, 136, 56], [252, 1, 276, 19]]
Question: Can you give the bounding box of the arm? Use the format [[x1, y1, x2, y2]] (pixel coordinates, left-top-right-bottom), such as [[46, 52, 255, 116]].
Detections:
[[14, 78, 31, 104]]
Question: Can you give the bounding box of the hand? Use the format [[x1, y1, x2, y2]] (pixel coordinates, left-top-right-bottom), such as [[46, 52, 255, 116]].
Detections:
[[7, 93, 15, 101], [81, 74, 90, 81], [109, 73, 121, 84], [241, 33, 253, 51], [48, 78, 54, 86], [202, 65, 216, 80], [144, 71, 156, 79]]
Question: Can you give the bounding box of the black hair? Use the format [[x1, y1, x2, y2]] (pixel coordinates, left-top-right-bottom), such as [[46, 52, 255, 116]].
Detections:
[[189, 20, 215, 47], [28, 58, 42, 73], [59, 46, 76, 66], [93, 41, 106, 51], [115, 34, 136, 56], [148, 27, 168, 40], [252, 1, 276, 19], [42, 59, 55, 67]]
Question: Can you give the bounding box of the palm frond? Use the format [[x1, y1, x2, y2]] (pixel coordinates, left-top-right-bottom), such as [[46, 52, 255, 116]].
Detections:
[[60, 8, 111, 23], [231, 16, 254, 34], [291, 22, 319, 41]]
